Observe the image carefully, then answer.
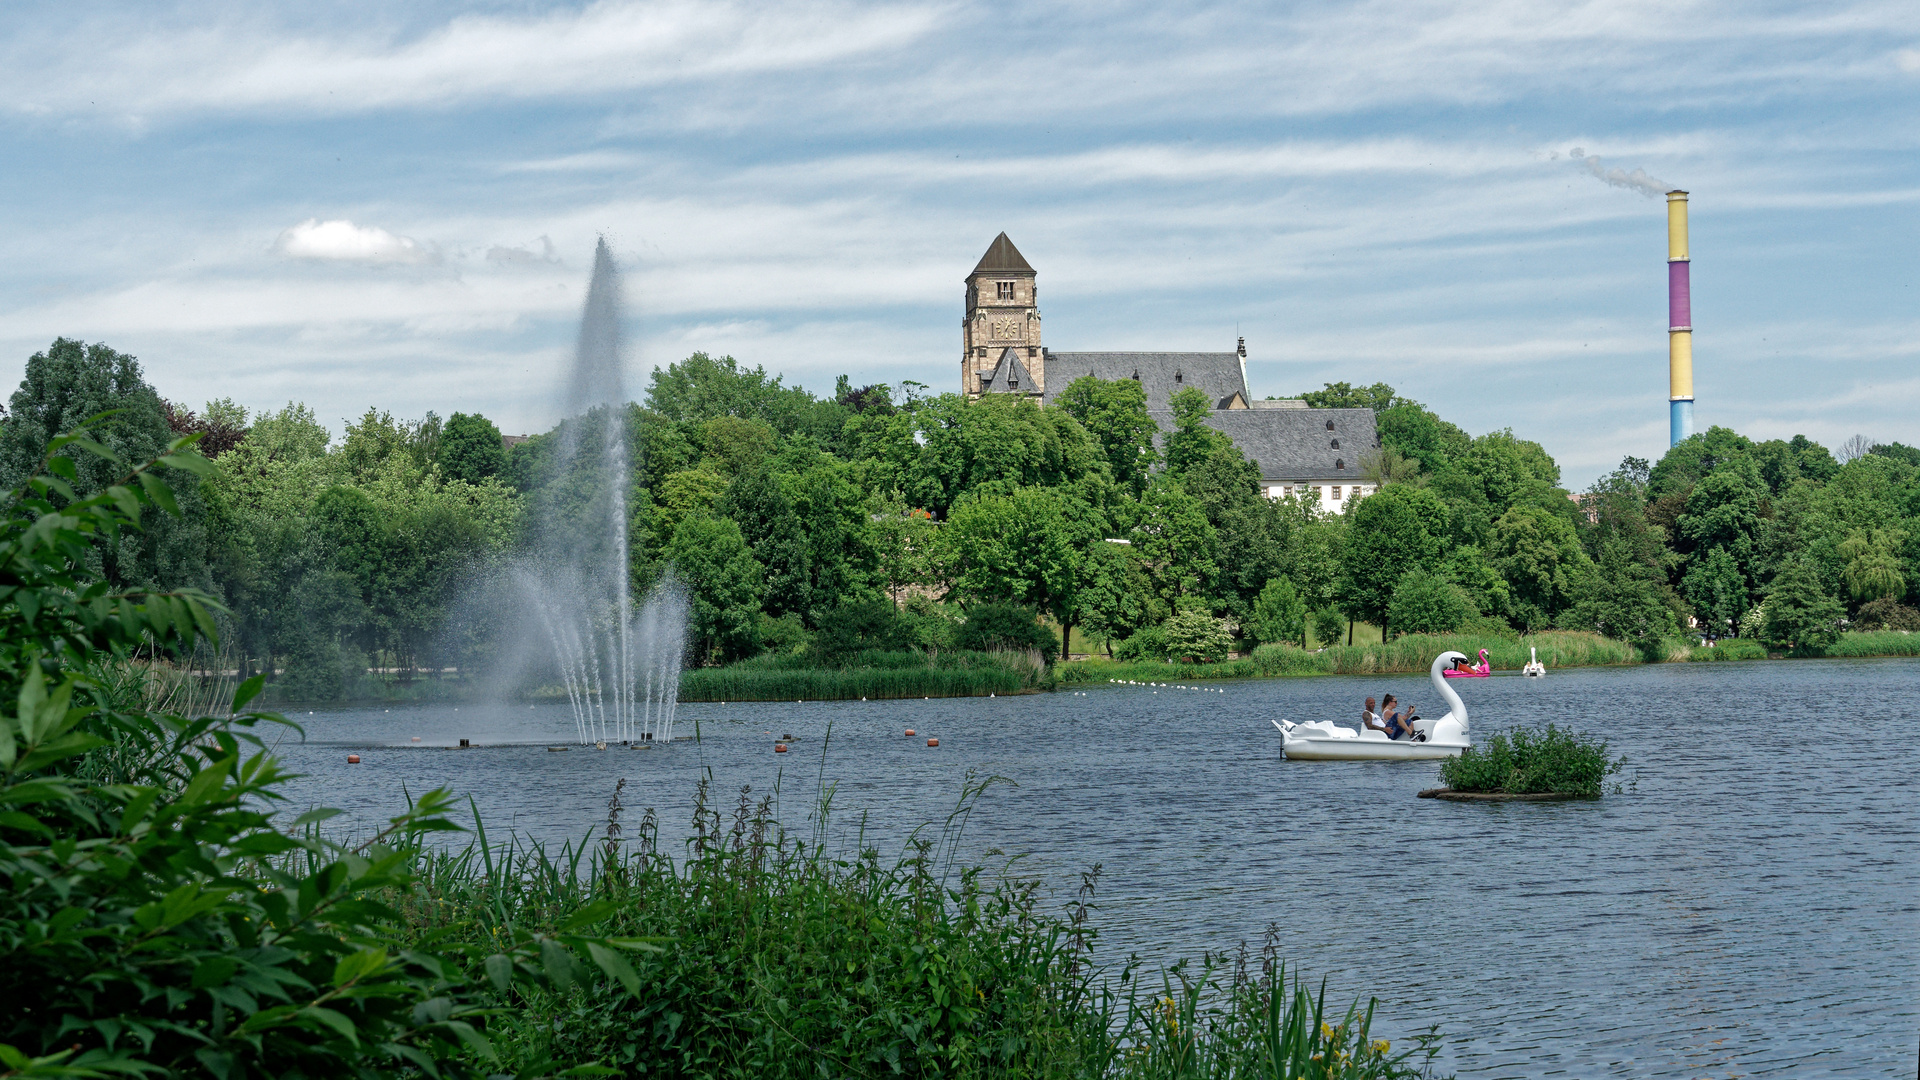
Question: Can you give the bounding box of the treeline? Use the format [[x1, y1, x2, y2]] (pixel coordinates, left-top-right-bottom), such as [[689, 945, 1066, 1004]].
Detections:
[[6, 339, 1916, 699]]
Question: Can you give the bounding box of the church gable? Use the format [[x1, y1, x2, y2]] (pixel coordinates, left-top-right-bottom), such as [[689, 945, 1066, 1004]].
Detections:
[[978, 347, 1039, 395]]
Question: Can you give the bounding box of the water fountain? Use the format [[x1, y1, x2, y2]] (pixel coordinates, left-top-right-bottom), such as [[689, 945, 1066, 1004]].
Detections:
[[511, 238, 689, 745]]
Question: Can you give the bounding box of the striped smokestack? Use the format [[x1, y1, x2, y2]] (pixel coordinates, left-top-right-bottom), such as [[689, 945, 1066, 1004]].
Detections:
[[1667, 190, 1693, 446]]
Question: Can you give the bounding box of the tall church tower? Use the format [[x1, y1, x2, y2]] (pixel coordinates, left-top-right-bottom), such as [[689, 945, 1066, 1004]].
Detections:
[[962, 233, 1043, 397]]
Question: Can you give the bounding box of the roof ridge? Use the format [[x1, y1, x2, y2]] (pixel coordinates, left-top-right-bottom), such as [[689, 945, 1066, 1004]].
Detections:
[[972, 232, 1034, 274]]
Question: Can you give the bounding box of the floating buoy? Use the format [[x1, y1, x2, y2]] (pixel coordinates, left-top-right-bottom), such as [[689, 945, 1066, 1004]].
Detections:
[[782, 733, 794, 740], [547, 746, 568, 752], [347, 754, 360, 763], [905, 728, 916, 736], [595, 741, 607, 751], [410, 736, 420, 742], [775, 743, 789, 753], [926, 738, 939, 747]]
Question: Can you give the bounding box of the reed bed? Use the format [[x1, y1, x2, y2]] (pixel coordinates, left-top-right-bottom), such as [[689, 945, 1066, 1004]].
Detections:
[[678, 649, 1042, 701], [387, 780, 1442, 1079], [1688, 638, 1769, 661], [1058, 632, 1637, 685], [1821, 630, 1920, 658]]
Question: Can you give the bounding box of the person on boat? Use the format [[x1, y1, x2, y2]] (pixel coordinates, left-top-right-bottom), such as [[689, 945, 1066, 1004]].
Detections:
[[1362, 697, 1389, 736], [1450, 656, 1475, 674], [1381, 694, 1417, 739]]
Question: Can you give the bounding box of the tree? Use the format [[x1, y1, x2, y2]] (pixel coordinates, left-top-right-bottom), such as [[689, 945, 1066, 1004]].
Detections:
[[1489, 505, 1594, 631], [1760, 556, 1844, 652], [1164, 387, 1238, 478], [947, 487, 1079, 655], [1839, 528, 1906, 602], [1310, 608, 1345, 649], [1569, 538, 1674, 653], [953, 601, 1057, 660], [912, 393, 1101, 516], [1682, 546, 1747, 635], [1162, 609, 1233, 662], [644, 351, 838, 438], [1295, 381, 1404, 411], [0, 338, 212, 594], [1055, 376, 1158, 492], [1247, 576, 1307, 647], [1387, 569, 1471, 636], [1376, 402, 1469, 474], [1074, 540, 1153, 654], [667, 513, 765, 663], [439, 411, 506, 484], [1337, 484, 1448, 636]]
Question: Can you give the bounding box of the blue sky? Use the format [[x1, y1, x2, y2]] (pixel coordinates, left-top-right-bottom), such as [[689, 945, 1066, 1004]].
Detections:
[[2, 0, 1915, 485]]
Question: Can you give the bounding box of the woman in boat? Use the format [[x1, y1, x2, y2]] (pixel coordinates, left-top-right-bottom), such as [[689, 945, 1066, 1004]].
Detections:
[[1381, 694, 1417, 739]]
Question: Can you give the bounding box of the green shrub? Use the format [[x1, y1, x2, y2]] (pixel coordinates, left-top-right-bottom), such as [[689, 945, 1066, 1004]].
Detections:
[[1387, 568, 1471, 636], [1821, 630, 1920, 657], [1247, 576, 1307, 647], [813, 599, 914, 659], [1113, 622, 1168, 662], [1162, 609, 1233, 662], [954, 601, 1057, 661], [1851, 599, 1920, 632], [1439, 725, 1625, 796], [1689, 638, 1769, 661]]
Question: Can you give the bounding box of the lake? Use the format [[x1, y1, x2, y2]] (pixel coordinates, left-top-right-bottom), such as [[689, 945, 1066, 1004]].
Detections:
[[272, 658, 1920, 1078]]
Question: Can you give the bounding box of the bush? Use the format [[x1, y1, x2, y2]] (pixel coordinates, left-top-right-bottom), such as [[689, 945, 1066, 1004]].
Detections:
[[1113, 622, 1168, 662], [1439, 725, 1625, 796], [813, 599, 913, 659], [1822, 630, 1920, 658], [1689, 638, 1769, 661], [1311, 608, 1346, 648], [954, 602, 1057, 662], [1853, 598, 1920, 631], [1247, 576, 1306, 647], [1162, 609, 1233, 662]]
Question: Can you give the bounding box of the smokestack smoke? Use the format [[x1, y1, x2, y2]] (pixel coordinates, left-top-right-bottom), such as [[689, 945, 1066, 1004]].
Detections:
[[1569, 148, 1669, 198]]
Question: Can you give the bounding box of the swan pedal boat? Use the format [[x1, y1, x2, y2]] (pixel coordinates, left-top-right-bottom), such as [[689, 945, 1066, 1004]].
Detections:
[[1442, 647, 1491, 678], [1273, 651, 1473, 761]]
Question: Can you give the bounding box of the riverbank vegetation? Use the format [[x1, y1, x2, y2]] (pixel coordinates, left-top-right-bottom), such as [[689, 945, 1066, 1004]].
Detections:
[[7, 340, 1918, 706], [0, 440, 1441, 1079], [1438, 726, 1626, 798]]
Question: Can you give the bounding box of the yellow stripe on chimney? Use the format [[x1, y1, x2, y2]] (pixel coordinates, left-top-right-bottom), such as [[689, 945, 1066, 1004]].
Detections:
[[1666, 190, 1690, 262], [1669, 330, 1693, 399]]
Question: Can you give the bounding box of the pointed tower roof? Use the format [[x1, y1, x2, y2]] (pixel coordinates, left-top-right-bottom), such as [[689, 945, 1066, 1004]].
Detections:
[[972, 232, 1034, 275]]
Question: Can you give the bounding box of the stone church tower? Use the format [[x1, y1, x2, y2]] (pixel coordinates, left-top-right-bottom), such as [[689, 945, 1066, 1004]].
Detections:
[[962, 233, 1044, 397]]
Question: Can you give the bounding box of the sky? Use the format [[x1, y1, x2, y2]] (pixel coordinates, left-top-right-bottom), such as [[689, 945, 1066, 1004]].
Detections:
[[1, 0, 1916, 486]]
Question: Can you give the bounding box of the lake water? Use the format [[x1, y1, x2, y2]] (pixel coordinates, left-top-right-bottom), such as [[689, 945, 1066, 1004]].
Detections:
[[272, 659, 1920, 1078]]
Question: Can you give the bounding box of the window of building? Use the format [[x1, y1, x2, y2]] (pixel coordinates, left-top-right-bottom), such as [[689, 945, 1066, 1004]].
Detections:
[[1332, 486, 1342, 499], [1330, 439, 1339, 450], [997, 281, 1015, 300], [1335, 458, 1345, 470], [1326, 419, 1335, 431]]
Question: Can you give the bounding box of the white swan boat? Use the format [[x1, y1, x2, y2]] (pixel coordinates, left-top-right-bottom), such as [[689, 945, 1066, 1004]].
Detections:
[[1272, 651, 1473, 761]]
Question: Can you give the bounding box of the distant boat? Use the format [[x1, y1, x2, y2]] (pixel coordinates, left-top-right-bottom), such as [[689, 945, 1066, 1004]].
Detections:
[[1443, 647, 1491, 678], [1272, 652, 1472, 761]]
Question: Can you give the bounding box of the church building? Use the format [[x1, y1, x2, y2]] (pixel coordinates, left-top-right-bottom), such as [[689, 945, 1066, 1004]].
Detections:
[[961, 233, 1379, 513]]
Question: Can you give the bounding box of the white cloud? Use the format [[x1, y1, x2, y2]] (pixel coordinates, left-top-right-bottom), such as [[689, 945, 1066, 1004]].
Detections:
[[1898, 47, 1920, 72], [273, 219, 434, 264]]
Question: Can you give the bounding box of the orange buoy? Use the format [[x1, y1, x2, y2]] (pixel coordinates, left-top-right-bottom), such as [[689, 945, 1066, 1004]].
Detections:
[[926, 738, 939, 747], [774, 743, 789, 753], [347, 754, 361, 763], [905, 729, 916, 737]]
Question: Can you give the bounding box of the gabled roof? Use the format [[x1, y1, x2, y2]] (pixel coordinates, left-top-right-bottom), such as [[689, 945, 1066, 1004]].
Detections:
[[1041, 352, 1248, 413], [972, 232, 1034, 275], [1146, 407, 1379, 482], [978, 347, 1039, 395]]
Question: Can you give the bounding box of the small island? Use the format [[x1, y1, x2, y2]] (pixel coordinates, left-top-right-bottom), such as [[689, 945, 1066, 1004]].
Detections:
[[1420, 724, 1626, 801]]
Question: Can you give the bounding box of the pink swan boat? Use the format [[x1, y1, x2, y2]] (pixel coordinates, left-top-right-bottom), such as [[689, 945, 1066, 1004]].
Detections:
[[1442, 647, 1490, 678]]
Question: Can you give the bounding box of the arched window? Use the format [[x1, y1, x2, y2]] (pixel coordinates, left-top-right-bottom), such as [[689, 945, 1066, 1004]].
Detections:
[[1335, 458, 1345, 470], [1330, 439, 1340, 450], [1325, 419, 1335, 431]]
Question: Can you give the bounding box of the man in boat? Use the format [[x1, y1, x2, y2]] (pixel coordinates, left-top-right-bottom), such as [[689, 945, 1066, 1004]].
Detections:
[[1362, 697, 1389, 736], [1451, 655, 1475, 674]]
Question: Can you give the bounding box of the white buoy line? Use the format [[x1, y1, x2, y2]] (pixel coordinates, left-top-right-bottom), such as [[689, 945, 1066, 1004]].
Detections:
[[1106, 679, 1224, 692]]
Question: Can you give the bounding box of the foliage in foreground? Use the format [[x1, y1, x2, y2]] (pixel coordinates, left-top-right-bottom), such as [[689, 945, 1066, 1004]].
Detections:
[[396, 779, 1443, 1079], [1438, 725, 1626, 797], [0, 430, 647, 1079]]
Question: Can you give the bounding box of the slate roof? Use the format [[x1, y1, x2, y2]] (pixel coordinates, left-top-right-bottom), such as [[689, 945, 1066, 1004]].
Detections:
[[1041, 352, 1247, 413], [971, 233, 1034, 275], [1146, 407, 1379, 482], [978, 347, 1040, 395]]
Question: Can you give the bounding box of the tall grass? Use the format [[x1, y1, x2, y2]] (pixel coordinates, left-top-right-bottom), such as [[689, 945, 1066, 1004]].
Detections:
[[1688, 638, 1769, 661], [1822, 630, 1920, 658], [1438, 725, 1625, 797], [679, 649, 1043, 701], [1056, 631, 1637, 685], [386, 779, 1442, 1078]]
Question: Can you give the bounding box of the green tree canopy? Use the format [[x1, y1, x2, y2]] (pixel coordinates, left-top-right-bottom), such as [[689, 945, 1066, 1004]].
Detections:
[[1055, 376, 1159, 493], [1338, 484, 1449, 635], [438, 411, 506, 484]]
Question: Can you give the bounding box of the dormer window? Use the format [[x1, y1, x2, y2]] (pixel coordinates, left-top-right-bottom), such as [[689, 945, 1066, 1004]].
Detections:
[[1325, 419, 1335, 431], [1335, 458, 1346, 470], [1131, 370, 1140, 380], [996, 281, 1015, 300], [1174, 370, 1183, 383], [1330, 439, 1339, 450]]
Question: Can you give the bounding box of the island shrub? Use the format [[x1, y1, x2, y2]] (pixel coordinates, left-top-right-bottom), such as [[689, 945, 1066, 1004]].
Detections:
[[1439, 725, 1625, 797], [1689, 638, 1769, 661]]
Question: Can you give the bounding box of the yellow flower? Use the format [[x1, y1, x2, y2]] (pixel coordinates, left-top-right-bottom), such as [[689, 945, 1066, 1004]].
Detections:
[[1320, 1022, 1335, 1039], [1372, 1039, 1390, 1054]]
